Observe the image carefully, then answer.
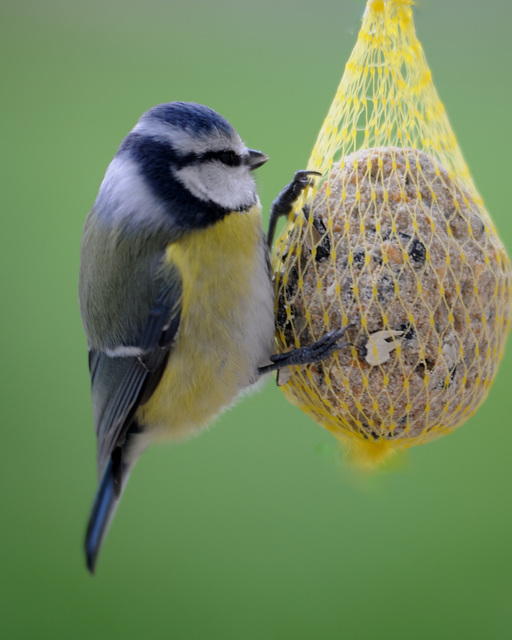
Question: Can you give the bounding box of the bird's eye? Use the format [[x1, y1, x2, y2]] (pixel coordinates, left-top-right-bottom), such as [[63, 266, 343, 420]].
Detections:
[[218, 150, 240, 167]]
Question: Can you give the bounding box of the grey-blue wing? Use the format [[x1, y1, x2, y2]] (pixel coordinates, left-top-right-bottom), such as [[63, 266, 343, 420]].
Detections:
[[88, 278, 182, 480]]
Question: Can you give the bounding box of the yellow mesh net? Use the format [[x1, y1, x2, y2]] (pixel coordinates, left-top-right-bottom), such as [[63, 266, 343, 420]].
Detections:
[[273, 0, 512, 467]]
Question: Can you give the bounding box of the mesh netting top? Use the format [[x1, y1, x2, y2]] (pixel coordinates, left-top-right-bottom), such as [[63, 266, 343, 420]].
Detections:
[[273, 0, 511, 466]]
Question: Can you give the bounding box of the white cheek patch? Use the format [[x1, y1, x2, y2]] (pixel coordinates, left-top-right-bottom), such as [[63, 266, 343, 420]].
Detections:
[[173, 165, 210, 202], [174, 161, 257, 211]]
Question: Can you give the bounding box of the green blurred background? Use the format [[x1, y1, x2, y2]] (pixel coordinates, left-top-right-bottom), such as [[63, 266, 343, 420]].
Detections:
[[1, 0, 511, 638]]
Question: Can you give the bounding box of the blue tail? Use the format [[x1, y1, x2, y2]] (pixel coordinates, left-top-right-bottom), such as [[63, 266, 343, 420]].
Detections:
[[85, 459, 128, 574]]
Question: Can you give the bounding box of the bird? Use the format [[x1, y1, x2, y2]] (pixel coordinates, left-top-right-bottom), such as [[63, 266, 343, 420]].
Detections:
[[79, 101, 347, 573]]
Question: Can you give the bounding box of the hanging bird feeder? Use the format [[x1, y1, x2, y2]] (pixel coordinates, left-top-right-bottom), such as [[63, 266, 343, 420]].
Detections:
[[273, 0, 512, 466]]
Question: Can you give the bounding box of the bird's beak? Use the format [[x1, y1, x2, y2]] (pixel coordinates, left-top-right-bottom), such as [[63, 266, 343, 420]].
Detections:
[[246, 149, 269, 171]]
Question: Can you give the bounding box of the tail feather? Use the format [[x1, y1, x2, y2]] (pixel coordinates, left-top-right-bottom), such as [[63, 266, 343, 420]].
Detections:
[[85, 458, 130, 574]]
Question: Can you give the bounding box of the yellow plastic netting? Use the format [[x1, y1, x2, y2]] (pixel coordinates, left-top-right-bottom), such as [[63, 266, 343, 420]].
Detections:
[[273, 0, 512, 467]]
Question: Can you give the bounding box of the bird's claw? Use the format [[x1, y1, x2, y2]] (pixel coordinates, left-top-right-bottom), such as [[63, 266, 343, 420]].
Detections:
[[267, 170, 322, 248], [258, 327, 350, 375]]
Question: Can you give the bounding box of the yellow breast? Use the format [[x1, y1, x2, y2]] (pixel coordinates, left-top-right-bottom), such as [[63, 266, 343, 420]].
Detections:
[[136, 203, 274, 443]]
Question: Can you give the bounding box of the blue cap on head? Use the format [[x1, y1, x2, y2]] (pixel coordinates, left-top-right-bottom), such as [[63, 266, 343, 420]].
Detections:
[[142, 102, 235, 139]]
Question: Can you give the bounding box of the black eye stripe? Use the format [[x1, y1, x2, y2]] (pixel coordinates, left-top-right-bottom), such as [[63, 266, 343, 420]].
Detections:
[[217, 150, 241, 166], [180, 150, 242, 167]]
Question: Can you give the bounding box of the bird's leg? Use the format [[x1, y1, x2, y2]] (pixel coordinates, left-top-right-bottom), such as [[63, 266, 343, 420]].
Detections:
[[264, 169, 351, 377], [267, 170, 321, 249], [258, 327, 350, 375]]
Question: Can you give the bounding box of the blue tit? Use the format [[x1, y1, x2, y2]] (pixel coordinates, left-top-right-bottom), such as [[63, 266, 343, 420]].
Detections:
[[80, 101, 347, 573]]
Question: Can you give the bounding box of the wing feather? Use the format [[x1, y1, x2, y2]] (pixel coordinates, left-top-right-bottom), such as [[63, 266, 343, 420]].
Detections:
[[88, 270, 182, 477]]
